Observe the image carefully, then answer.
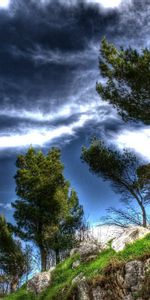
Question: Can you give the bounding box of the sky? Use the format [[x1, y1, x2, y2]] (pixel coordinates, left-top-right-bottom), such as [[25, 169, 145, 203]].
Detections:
[[0, 0, 150, 224]]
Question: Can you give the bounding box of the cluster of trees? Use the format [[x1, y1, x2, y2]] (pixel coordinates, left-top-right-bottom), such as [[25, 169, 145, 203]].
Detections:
[[1, 38, 150, 296], [0, 215, 31, 295], [11, 147, 84, 270], [0, 148, 84, 296], [82, 38, 150, 228]]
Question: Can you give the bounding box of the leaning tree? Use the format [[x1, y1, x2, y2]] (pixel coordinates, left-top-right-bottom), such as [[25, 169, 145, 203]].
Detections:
[[82, 39, 150, 227], [82, 140, 150, 228]]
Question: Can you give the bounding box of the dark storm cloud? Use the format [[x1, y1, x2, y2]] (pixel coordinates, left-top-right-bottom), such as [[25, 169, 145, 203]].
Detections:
[[0, 0, 150, 221], [0, 0, 147, 113], [0, 0, 118, 110], [0, 1, 147, 107], [0, 0, 149, 149], [0, 0, 149, 153]]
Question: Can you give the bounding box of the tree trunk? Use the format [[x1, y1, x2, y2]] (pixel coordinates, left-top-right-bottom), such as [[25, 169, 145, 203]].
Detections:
[[55, 249, 60, 265], [140, 204, 147, 228], [10, 277, 18, 293], [40, 246, 47, 271]]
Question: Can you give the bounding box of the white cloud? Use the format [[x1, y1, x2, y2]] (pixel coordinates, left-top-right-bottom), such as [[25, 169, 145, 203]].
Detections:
[[0, 96, 111, 149], [0, 101, 100, 122], [86, 0, 122, 9], [0, 127, 72, 148], [36, 0, 123, 9], [0, 112, 95, 148], [0, 0, 10, 9], [116, 128, 150, 160]]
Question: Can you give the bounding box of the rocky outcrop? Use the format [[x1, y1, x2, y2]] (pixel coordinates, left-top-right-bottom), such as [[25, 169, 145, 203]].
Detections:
[[70, 237, 102, 262], [71, 258, 150, 300], [27, 268, 54, 294], [73, 226, 150, 255], [79, 240, 101, 262], [70, 226, 150, 272], [112, 226, 150, 252], [88, 225, 125, 247], [27, 226, 150, 298], [72, 273, 89, 300]]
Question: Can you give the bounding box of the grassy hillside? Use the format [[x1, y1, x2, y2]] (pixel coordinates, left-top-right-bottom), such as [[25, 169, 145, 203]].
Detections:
[[3, 233, 150, 300]]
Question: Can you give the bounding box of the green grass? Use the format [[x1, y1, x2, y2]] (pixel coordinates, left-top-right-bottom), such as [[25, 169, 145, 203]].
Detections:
[[3, 233, 150, 300], [2, 286, 36, 300]]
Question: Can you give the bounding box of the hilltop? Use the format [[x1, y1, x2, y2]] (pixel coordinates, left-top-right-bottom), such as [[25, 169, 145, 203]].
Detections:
[[3, 226, 150, 300]]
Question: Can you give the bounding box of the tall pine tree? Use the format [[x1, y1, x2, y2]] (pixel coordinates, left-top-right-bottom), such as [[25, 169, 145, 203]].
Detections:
[[12, 147, 83, 270]]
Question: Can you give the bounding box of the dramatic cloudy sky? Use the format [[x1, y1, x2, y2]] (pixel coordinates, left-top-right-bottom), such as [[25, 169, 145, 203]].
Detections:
[[0, 0, 150, 223]]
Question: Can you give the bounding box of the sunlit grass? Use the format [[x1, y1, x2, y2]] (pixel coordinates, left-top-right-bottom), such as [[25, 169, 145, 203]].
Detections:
[[3, 233, 150, 300]]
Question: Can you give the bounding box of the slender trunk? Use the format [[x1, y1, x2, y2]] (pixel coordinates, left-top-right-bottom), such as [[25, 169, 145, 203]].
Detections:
[[119, 180, 147, 228], [10, 277, 18, 293], [40, 246, 47, 272], [55, 249, 60, 265], [140, 204, 147, 228]]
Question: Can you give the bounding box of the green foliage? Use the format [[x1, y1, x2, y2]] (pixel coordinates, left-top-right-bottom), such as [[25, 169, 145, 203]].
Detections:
[[82, 139, 136, 181], [3, 234, 150, 300], [12, 147, 69, 239], [0, 215, 30, 293], [117, 233, 150, 262], [53, 190, 83, 245], [12, 147, 83, 270], [3, 286, 36, 300], [137, 163, 150, 189], [44, 189, 84, 264], [97, 38, 150, 124], [82, 139, 149, 227]]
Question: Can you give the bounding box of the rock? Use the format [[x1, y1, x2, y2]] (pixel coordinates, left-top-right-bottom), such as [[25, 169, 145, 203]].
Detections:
[[78, 240, 101, 261], [144, 257, 150, 272], [70, 237, 101, 262], [70, 226, 149, 257], [91, 259, 150, 300], [27, 268, 54, 294], [70, 248, 79, 256], [83, 254, 98, 263], [92, 286, 108, 300], [72, 273, 85, 285], [77, 280, 90, 300], [72, 260, 80, 269], [112, 226, 150, 252], [72, 273, 89, 300], [124, 260, 144, 292], [88, 225, 125, 248], [71, 259, 150, 300]]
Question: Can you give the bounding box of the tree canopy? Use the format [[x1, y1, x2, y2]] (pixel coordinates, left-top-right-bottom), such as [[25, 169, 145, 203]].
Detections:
[[96, 38, 150, 124], [0, 215, 29, 293], [82, 139, 150, 227], [12, 147, 83, 270], [47, 189, 84, 264]]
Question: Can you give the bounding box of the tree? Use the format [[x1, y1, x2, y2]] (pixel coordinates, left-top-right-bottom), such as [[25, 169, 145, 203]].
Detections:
[[96, 38, 150, 124], [82, 139, 150, 227], [45, 189, 84, 264], [0, 215, 30, 293], [12, 147, 83, 271]]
